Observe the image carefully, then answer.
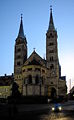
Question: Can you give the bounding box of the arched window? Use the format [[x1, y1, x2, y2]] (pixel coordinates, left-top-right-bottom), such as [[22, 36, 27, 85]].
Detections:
[[24, 79, 25, 84], [17, 61, 21, 66], [50, 64, 54, 69], [28, 75, 32, 84], [41, 76, 44, 84], [24, 79, 27, 84], [51, 87, 56, 99], [42, 79, 44, 84], [50, 33, 54, 38], [35, 75, 39, 84], [50, 56, 53, 61]]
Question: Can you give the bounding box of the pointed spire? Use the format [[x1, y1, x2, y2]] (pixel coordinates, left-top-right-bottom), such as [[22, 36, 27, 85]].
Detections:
[[48, 6, 55, 31], [18, 14, 25, 38]]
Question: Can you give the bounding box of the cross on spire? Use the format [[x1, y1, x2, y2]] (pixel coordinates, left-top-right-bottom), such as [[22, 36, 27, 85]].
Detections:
[[21, 14, 23, 20], [33, 48, 36, 52], [50, 5, 52, 11]]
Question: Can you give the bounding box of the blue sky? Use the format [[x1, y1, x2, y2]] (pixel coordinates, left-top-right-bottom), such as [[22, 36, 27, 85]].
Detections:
[[0, 0, 74, 92]]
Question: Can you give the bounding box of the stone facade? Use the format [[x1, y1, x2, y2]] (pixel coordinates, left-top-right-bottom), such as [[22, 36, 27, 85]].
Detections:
[[14, 8, 67, 98], [14, 16, 27, 92], [0, 86, 12, 98], [0, 74, 14, 98], [22, 51, 48, 96]]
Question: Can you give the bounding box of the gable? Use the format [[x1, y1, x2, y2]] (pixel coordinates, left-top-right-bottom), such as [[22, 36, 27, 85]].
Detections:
[[24, 51, 46, 66], [28, 59, 41, 65]]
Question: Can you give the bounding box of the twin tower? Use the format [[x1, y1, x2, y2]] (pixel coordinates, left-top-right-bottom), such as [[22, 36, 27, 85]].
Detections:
[[14, 7, 67, 98]]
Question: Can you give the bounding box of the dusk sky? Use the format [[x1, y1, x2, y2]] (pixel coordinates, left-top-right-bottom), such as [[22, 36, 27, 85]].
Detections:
[[0, 0, 74, 92]]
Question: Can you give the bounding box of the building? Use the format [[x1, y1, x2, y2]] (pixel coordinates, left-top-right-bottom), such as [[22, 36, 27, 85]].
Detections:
[[68, 86, 74, 100], [0, 74, 14, 98], [14, 7, 67, 99]]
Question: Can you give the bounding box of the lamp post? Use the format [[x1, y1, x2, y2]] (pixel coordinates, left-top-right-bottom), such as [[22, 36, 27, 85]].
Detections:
[[40, 78, 42, 96], [25, 79, 27, 96], [57, 78, 59, 99]]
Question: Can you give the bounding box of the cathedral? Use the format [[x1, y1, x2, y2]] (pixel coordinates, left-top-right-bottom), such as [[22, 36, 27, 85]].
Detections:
[[14, 7, 67, 99]]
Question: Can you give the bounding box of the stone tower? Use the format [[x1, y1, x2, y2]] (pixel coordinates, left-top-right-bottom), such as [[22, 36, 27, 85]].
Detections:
[[46, 7, 59, 96], [14, 15, 27, 92]]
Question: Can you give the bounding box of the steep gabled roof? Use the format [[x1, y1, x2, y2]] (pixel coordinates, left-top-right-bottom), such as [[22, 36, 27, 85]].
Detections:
[[18, 14, 25, 39], [28, 59, 41, 65], [0, 74, 14, 86], [48, 6, 55, 31], [23, 50, 46, 66]]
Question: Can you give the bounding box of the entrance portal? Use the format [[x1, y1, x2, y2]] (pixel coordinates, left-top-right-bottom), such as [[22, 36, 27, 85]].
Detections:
[[51, 87, 56, 99]]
